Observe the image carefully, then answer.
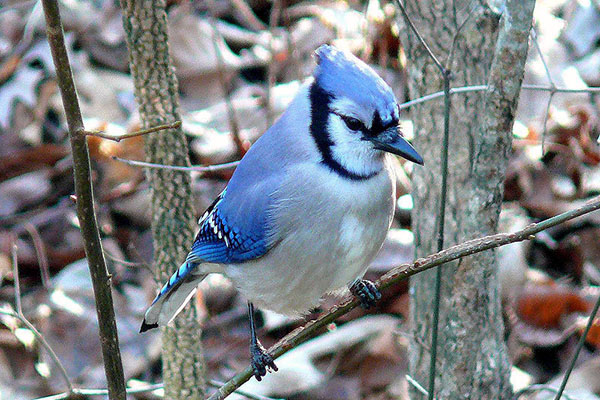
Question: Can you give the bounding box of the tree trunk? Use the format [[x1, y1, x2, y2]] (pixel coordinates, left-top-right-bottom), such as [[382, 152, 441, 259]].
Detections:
[[120, 1, 206, 398], [401, 1, 534, 398]]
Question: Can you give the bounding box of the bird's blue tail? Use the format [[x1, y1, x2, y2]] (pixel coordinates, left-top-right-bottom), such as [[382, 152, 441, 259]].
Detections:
[[140, 260, 204, 332]]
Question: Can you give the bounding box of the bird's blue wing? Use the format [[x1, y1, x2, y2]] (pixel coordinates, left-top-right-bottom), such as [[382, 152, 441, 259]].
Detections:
[[186, 188, 270, 265], [147, 150, 282, 321], [141, 182, 273, 332]]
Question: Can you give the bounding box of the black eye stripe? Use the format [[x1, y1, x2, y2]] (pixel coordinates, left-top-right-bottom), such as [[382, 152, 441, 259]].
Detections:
[[372, 110, 398, 133], [334, 112, 399, 136]]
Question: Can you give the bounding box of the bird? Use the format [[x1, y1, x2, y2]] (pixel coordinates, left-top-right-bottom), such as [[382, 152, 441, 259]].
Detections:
[[140, 44, 423, 380]]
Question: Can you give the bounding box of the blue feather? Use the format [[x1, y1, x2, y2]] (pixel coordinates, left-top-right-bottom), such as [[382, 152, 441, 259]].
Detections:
[[313, 45, 398, 126], [148, 180, 273, 314], [150, 259, 195, 306], [186, 189, 269, 265]]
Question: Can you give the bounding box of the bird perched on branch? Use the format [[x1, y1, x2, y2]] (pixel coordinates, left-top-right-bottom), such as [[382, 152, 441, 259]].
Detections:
[[140, 44, 423, 380]]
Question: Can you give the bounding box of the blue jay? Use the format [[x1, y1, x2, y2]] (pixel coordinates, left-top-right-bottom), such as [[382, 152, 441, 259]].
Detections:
[[140, 45, 423, 380]]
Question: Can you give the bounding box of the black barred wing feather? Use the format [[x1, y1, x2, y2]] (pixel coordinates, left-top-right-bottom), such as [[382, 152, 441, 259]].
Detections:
[[187, 190, 268, 265]]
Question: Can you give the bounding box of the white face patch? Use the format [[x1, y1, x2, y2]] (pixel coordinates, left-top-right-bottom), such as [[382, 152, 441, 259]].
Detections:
[[327, 98, 383, 177]]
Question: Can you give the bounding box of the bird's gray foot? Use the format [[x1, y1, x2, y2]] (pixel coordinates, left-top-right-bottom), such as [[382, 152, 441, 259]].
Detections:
[[250, 341, 278, 381], [248, 302, 278, 380], [350, 279, 381, 309]]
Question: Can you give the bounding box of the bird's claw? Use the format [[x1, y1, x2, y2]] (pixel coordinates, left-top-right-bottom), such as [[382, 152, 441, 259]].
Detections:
[[350, 279, 381, 309], [250, 342, 278, 381]]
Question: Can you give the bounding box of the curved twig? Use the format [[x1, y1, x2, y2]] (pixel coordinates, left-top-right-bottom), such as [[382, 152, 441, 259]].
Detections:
[[208, 196, 600, 400]]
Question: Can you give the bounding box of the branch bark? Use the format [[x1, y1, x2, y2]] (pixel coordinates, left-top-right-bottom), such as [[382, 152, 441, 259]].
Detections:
[[208, 195, 600, 400], [41, 1, 126, 399], [119, 1, 207, 398]]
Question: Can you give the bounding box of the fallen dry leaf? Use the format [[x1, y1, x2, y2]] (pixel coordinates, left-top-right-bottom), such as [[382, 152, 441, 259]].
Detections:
[[516, 282, 591, 329]]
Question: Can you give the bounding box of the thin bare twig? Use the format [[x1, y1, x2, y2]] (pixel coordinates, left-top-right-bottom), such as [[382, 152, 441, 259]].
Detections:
[[208, 196, 600, 400], [399, 83, 600, 110], [208, 380, 284, 400], [32, 379, 282, 400], [521, 84, 600, 93], [24, 223, 51, 291], [32, 383, 163, 400], [513, 384, 576, 400], [393, 2, 452, 396], [84, 121, 181, 142], [8, 242, 74, 394], [394, 0, 445, 73], [427, 77, 449, 399], [107, 81, 600, 173], [103, 250, 148, 268], [554, 292, 600, 400], [12, 243, 22, 315], [446, 0, 478, 70], [531, 28, 556, 153], [102, 81, 600, 171], [406, 375, 436, 400], [206, 7, 245, 157], [399, 84, 486, 109], [0, 308, 74, 396], [531, 29, 555, 89], [265, 0, 282, 127], [111, 156, 240, 173]]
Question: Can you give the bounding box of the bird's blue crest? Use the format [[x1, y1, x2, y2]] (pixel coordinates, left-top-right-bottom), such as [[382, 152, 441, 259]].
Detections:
[[313, 45, 398, 124]]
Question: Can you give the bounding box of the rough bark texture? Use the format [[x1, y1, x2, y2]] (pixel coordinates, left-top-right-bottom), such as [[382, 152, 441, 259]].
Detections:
[[401, 1, 534, 398], [120, 1, 206, 398]]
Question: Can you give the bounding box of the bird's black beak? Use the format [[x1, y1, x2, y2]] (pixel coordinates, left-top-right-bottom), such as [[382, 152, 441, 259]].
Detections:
[[369, 128, 424, 165]]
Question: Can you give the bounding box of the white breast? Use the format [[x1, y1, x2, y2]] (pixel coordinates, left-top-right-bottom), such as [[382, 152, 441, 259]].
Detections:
[[225, 157, 396, 315], [339, 215, 365, 257]]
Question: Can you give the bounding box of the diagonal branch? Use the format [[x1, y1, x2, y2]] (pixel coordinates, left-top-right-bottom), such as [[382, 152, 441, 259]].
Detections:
[[6, 242, 73, 394], [531, 28, 557, 152], [554, 289, 600, 399], [111, 156, 240, 173], [31, 379, 281, 400], [40, 1, 126, 399], [105, 82, 600, 172], [84, 121, 181, 142], [208, 196, 600, 400], [394, 0, 445, 73]]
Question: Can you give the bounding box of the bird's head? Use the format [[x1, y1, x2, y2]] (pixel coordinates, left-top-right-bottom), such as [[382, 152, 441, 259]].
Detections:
[[309, 45, 423, 180]]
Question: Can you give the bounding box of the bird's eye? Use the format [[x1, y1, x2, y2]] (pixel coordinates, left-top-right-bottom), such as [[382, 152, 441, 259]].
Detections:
[[340, 115, 364, 131]]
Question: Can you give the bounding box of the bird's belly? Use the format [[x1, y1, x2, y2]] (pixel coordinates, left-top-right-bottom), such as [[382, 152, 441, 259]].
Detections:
[[225, 211, 389, 315], [225, 159, 396, 315]]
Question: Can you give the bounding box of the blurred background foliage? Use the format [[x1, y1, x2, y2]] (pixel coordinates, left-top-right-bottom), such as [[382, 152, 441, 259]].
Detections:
[[0, 0, 600, 399]]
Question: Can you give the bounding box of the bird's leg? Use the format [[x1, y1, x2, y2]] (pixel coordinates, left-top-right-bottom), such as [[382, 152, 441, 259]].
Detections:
[[248, 302, 278, 380], [349, 278, 381, 309]]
